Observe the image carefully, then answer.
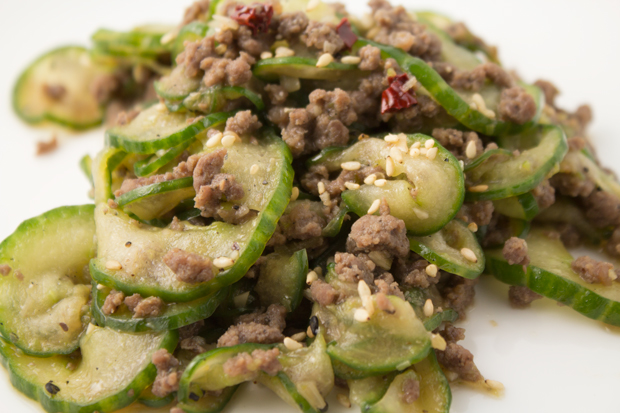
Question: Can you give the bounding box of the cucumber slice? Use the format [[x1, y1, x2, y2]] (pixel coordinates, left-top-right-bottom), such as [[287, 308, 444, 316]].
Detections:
[[94, 148, 128, 203], [176, 386, 238, 413], [116, 177, 195, 221], [310, 136, 464, 236], [485, 228, 620, 326], [254, 249, 308, 312], [92, 130, 293, 302], [91, 25, 174, 58], [154, 65, 202, 102], [408, 220, 484, 279], [559, 150, 620, 200], [356, 38, 543, 137], [134, 138, 197, 177], [172, 22, 212, 61], [80, 154, 94, 187], [493, 192, 539, 221], [476, 217, 530, 248], [465, 125, 567, 201], [91, 284, 228, 332], [105, 107, 232, 154], [534, 197, 609, 244], [0, 325, 177, 413], [317, 295, 431, 374], [322, 205, 351, 237], [253, 57, 365, 81], [402, 286, 459, 332], [13, 46, 106, 129], [137, 386, 175, 408], [0, 205, 95, 356]]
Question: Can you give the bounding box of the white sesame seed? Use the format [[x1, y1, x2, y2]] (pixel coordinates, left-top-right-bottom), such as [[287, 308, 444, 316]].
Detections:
[[425, 264, 438, 277], [367, 199, 381, 215], [306, 270, 318, 285], [215, 43, 228, 55], [291, 187, 300, 201], [413, 208, 429, 220], [250, 164, 260, 175], [280, 76, 300, 92], [317, 181, 326, 195], [431, 333, 447, 351], [471, 93, 496, 118], [214, 257, 235, 269], [206, 132, 223, 148], [306, 326, 315, 338], [423, 299, 434, 317], [354, 308, 370, 322], [105, 260, 122, 271], [468, 184, 489, 192], [364, 174, 377, 185], [390, 146, 403, 163], [341, 56, 361, 65], [230, 250, 239, 260], [212, 15, 240, 30], [291, 331, 307, 342], [465, 140, 477, 159], [460, 248, 478, 263], [485, 379, 505, 391], [337, 394, 352, 409], [468, 222, 479, 232], [374, 179, 387, 187], [420, 147, 427, 156], [96, 284, 105, 290], [409, 147, 421, 157], [221, 134, 237, 148], [384, 134, 399, 143], [426, 147, 438, 160], [358, 280, 372, 300], [306, 0, 320, 11], [401, 75, 418, 92], [412, 141, 421, 149], [275, 46, 295, 57], [284, 337, 304, 351], [341, 161, 361, 171], [385, 156, 395, 177], [260, 51, 273, 59], [365, 299, 375, 317], [344, 182, 360, 190], [316, 53, 334, 68], [424, 139, 435, 149], [319, 191, 331, 207]]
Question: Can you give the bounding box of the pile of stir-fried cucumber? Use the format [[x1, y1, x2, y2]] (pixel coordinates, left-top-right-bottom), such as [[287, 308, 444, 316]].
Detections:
[[5, 0, 620, 412]]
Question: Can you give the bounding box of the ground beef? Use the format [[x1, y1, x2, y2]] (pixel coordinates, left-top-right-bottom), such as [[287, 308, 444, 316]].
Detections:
[[574, 104, 593, 129], [498, 87, 537, 124], [384, 94, 443, 132], [101, 290, 125, 315], [334, 252, 376, 285], [606, 227, 620, 257], [179, 320, 205, 340], [438, 274, 478, 320], [583, 190, 620, 228], [444, 22, 498, 62], [450, 63, 513, 91], [441, 324, 466, 343], [280, 108, 310, 157], [531, 180, 556, 210], [36, 136, 58, 156], [180, 336, 209, 354], [456, 201, 494, 227], [358, 45, 382, 71], [152, 349, 180, 397], [346, 214, 409, 258], [571, 256, 614, 286], [43, 83, 66, 100], [0, 264, 10, 276], [392, 254, 438, 289], [236, 304, 287, 332], [436, 342, 482, 382], [534, 79, 559, 106], [508, 286, 542, 308], [349, 73, 385, 122], [401, 378, 420, 404], [163, 248, 214, 284], [549, 173, 595, 198], [222, 348, 282, 377], [124, 294, 142, 312], [177, 36, 217, 78], [310, 279, 340, 306], [278, 203, 326, 241], [301, 21, 345, 54], [115, 109, 140, 126], [217, 322, 285, 347], [181, 0, 210, 26], [278, 12, 309, 40], [264, 84, 289, 106], [301, 165, 385, 199], [201, 52, 256, 87], [431, 128, 482, 161], [192, 149, 226, 191], [126, 296, 164, 318], [502, 237, 530, 266], [90, 73, 121, 104], [225, 110, 262, 136], [195, 173, 244, 215]]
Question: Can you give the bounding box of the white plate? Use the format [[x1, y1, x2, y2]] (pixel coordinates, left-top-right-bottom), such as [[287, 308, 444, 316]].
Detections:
[[1, 1, 619, 412]]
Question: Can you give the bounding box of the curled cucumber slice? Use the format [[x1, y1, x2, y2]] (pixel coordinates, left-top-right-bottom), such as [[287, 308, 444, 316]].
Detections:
[[254, 249, 308, 312], [116, 177, 195, 221], [493, 192, 540, 221], [253, 56, 365, 81], [134, 138, 198, 178], [91, 25, 174, 59]]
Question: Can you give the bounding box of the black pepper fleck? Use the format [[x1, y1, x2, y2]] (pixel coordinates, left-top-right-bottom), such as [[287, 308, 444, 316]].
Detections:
[[189, 392, 200, 401], [309, 316, 319, 336], [125, 242, 132, 247], [45, 381, 60, 395]]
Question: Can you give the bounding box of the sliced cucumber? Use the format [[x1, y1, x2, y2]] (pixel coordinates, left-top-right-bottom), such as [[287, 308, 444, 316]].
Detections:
[[465, 125, 567, 201], [92, 130, 293, 302], [116, 177, 195, 221], [316, 295, 431, 374], [493, 192, 539, 221], [476, 217, 530, 248], [322, 205, 351, 237], [402, 287, 459, 332], [253, 56, 365, 81], [137, 386, 175, 408], [310, 136, 464, 236], [94, 148, 128, 203], [80, 154, 94, 187], [559, 150, 620, 200], [92, 284, 228, 332], [176, 386, 238, 413], [534, 197, 609, 244], [154, 65, 201, 102], [172, 22, 212, 61], [105, 107, 232, 154], [254, 249, 308, 312], [0, 205, 95, 356], [0, 325, 177, 413], [13, 46, 107, 129], [486, 228, 620, 326], [134, 138, 197, 177], [91, 25, 174, 58]]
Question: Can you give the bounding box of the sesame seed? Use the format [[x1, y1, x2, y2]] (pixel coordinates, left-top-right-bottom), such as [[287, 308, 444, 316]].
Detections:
[[390, 146, 403, 163], [424, 139, 435, 149], [250, 164, 260, 175], [341, 56, 361, 64], [283, 337, 304, 351], [319, 191, 331, 207], [431, 333, 447, 351], [468, 184, 489, 192], [413, 208, 429, 220], [275, 46, 295, 57], [260, 51, 273, 59], [212, 15, 239, 30], [386, 68, 397, 78], [423, 299, 434, 317], [337, 394, 352, 409], [358, 280, 372, 300], [471, 93, 496, 118], [459, 160, 465, 170], [344, 182, 360, 190], [365, 298, 375, 317], [402, 75, 418, 92], [306, 0, 320, 11], [291, 331, 307, 342], [317, 181, 326, 195], [409, 147, 421, 157], [460, 248, 478, 263], [215, 44, 227, 55], [214, 257, 235, 269], [230, 250, 239, 260], [485, 379, 505, 391], [306, 270, 318, 285], [426, 147, 438, 160], [316, 53, 334, 68], [341, 161, 361, 171], [384, 134, 399, 143], [385, 156, 395, 177], [96, 284, 105, 290], [468, 222, 479, 232], [105, 260, 122, 271], [206, 132, 223, 147], [465, 140, 477, 159], [364, 174, 377, 185], [367, 199, 381, 215], [221, 134, 236, 147], [425, 264, 438, 277], [412, 141, 421, 149], [291, 186, 300, 201], [420, 147, 427, 156], [306, 326, 315, 338], [374, 179, 387, 187], [354, 308, 370, 322]]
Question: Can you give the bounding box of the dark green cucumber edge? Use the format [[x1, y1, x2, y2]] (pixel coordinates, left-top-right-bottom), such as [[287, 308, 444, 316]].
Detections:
[[253, 56, 363, 81], [134, 138, 197, 177], [177, 386, 238, 413], [138, 392, 175, 408], [115, 176, 194, 207]]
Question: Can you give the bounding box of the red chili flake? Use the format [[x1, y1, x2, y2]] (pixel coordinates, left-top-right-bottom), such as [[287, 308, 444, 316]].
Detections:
[[231, 3, 274, 36], [381, 74, 418, 114], [336, 18, 358, 50]]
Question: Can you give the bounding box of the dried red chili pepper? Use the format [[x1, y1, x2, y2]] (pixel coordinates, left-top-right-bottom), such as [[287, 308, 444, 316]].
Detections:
[[336, 18, 358, 50], [381, 74, 418, 114], [231, 3, 274, 36]]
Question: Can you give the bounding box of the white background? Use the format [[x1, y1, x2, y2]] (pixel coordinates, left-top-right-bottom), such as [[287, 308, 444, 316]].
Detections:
[[1, 1, 620, 412]]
